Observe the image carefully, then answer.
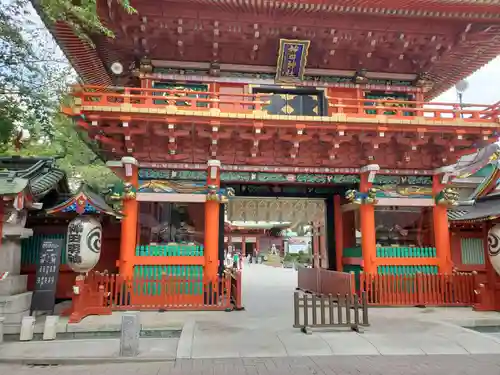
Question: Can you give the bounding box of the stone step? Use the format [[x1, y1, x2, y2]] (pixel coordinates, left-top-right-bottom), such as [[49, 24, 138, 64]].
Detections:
[[0, 275, 27, 296], [0, 292, 33, 314]]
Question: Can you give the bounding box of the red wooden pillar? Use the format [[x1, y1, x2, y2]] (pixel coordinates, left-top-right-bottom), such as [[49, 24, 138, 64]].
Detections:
[[343, 211, 356, 248], [359, 169, 377, 274], [119, 157, 139, 278], [432, 174, 453, 274], [205, 160, 221, 279], [141, 78, 152, 89], [334, 195, 344, 271]]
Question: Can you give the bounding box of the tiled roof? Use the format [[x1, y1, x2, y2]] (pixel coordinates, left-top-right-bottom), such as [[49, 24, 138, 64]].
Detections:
[[447, 209, 470, 221], [448, 199, 500, 222], [0, 178, 29, 196], [45, 184, 122, 218], [31, 169, 66, 198], [0, 157, 69, 199]]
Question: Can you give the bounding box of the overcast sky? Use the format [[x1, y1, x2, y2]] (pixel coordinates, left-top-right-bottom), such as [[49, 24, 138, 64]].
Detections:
[[434, 56, 500, 104]]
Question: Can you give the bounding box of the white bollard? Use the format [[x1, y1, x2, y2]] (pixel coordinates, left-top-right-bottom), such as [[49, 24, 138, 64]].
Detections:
[[43, 315, 59, 341], [119, 313, 140, 357], [0, 317, 4, 343], [20, 316, 35, 341]]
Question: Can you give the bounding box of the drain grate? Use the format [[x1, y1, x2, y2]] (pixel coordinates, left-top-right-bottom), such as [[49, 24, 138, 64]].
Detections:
[[3, 329, 181, 342]]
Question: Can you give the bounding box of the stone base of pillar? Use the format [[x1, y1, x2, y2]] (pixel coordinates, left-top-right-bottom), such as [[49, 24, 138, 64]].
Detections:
[[0, 238, 32, 331], [0, 240, 22, 275], [0, 275, 28, 296], [0, 292, 33, 333]]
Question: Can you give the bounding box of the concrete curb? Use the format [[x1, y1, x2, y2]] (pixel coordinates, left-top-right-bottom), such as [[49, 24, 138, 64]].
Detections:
[[176, 319, 195, 359], [0, 357, 176, 365]]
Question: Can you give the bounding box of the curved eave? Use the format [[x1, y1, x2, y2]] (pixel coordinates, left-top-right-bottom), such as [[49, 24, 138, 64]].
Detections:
[[181, 0, 500, 17], [476, 167, 500, 199], [31, 168, 66, 199], [452, 216, 499, 223], [426, 36, 500, 99], [44, 0, 500, 98], [85, 195, 123, 218], [52, 22, 112, 86], [46, 189, 123, 218], [0, 178, 29, 197]]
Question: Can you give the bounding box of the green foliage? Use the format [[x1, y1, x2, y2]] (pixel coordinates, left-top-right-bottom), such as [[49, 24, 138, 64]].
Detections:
[[37, 0, 136, 43], [1, 0, 58, 147], [283, 251, 311, 264], [0, 0, 136, 148], [3, 113, 119, 190], [0, 0, 125, 190]]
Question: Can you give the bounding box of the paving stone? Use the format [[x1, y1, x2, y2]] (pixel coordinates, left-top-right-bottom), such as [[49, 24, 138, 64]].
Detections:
[[1, 355, 495, 374]]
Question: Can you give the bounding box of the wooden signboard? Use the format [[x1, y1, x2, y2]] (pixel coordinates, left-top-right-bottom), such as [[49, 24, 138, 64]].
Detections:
[[30, 237, 64, 315]]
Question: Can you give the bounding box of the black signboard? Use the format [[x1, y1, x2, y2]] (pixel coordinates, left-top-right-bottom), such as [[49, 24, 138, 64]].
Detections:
[[30, 237, 64, 315]]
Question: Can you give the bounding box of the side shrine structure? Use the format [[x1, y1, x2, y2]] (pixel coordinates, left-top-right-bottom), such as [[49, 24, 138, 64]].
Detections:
[[29, 0, 500, 315]]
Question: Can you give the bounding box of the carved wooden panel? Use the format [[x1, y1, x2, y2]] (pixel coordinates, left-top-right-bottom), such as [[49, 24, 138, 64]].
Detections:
[[227, 198, 325, 226]]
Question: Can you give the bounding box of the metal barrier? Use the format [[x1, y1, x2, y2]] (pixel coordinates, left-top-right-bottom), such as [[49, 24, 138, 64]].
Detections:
[[293, 291, 369, 334]]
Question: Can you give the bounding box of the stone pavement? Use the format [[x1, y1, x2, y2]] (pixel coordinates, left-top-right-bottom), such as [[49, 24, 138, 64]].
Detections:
[[3, 355, 500, 374], [2, 264, 500, 361]]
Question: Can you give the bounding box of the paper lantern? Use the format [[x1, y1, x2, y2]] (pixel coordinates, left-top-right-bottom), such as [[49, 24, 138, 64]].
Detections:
[[488, 224, 500, 276], [66, 216, 102, 273]]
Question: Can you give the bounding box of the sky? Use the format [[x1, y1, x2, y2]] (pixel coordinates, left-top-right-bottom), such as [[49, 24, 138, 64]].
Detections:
[[434, 56, 500, 105]]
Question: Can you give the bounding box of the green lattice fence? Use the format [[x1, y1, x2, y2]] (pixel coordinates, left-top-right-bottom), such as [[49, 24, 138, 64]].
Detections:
[[21, 234, 67, 266]]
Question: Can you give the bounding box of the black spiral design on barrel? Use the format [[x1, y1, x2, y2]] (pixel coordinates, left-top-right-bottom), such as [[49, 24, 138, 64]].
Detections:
[[488, 231, 500, 257], [86, 227, 101, 254]]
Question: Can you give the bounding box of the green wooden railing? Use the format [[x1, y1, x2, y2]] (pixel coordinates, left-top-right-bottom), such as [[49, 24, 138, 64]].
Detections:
[[342, 246, 440, 285], [460, 238, 485, 265], [135, 244, 204, 257], [342, 247, 362, 289], [377, 265, 439, 275], [21, 234, 67, 266], [133, 265, 204, 295], [343, 247, 362, 258], [376, 247, 436, 258], [133, 265, 203, 278]]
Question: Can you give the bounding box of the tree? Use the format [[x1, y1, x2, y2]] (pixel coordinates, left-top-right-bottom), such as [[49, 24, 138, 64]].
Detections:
[[0, 0, 136, 146], [37, 0, 136, 43], [4, 112, 120, 191], [0, 0, 132, 189], [0, 0, 62, 148]]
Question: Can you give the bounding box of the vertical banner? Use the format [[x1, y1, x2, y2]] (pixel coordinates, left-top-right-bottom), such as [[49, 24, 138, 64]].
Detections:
[[275, 39, 310, 83]]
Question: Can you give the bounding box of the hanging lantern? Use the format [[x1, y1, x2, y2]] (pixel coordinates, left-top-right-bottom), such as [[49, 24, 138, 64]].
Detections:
[[488, 224, 500, 276], [66, 216, 102, 273]]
